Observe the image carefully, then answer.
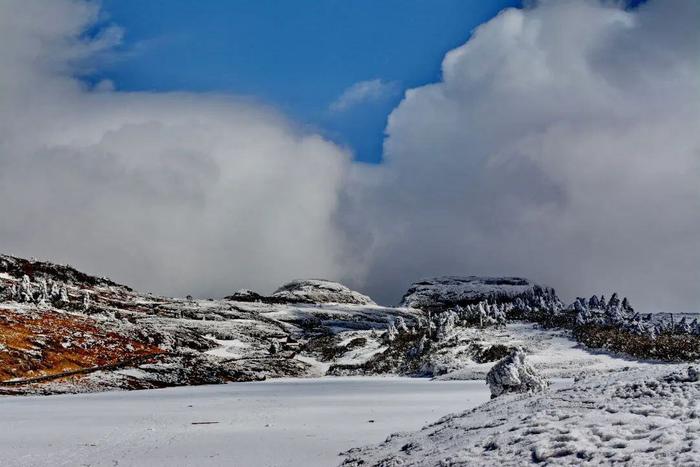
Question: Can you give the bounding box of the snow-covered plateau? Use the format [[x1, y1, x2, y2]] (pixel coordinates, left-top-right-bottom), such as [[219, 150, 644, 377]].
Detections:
[[1, 253, 699, 465]]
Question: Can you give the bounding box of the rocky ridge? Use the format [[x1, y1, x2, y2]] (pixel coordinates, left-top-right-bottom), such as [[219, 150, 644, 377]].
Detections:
[[0, 254, 414, 395], [2, 254, 698, 396], [400, 276, 562, 312]]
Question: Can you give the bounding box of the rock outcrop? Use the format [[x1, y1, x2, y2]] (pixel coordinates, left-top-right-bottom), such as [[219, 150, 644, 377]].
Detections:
[[400, 276, 562, 312], [486, 349, 549, 398], [271, 279, 375, 305]]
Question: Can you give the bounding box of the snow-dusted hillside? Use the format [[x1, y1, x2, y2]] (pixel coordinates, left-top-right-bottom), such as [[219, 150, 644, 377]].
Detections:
[[0, 254, 414, 394], [2, 253, 695, 396], [272, 279, 376, 305], [342, 365, 700, 466]]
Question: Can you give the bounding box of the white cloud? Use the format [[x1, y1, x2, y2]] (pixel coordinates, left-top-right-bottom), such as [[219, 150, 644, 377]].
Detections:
[[351, 0, 700, 311], [0, 0, 355, 297], [329, 79, 399, 112], [2, 0, 699, 312]]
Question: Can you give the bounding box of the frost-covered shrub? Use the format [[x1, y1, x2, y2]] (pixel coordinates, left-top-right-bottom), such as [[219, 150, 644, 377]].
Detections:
[[508, 291, 566, 325], [18, 274, 34, 302], [486, 349, 549, 398], [415, 335, 428, 355], [59, 284, 69, 303], [450, 301, 508, 328], [82, 291, 91, 311], [571, 292, 700, 361], [395, 316, 409, 333], [384, 316, 419, 343], [383, 321, 398, 343], [37, 278, 49, 304], [571, 293, 700, 361], [5, 274, 72, 307]]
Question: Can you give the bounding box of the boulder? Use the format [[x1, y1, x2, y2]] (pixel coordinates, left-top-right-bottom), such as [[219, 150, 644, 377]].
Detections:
[[486, 349, 548, 398]]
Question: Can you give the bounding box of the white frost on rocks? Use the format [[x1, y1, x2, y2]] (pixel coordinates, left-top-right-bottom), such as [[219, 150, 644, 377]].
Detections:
[[400, 276, 559, 310], [486, 349, 548, 398], [272, 279, 375, 305]]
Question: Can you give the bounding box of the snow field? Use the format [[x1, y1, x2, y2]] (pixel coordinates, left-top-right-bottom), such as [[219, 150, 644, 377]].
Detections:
[[0, 377, 491, 467]]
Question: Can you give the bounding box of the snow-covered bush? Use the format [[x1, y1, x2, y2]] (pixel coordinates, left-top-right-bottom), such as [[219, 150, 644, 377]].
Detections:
[[37, 278, 49, 304], [571, 293, 700, 361], [572, 293, 700, 339], [18, 274, 34, 302], [449, 301, 508, 328], [486, 349, 549, 398], [383, 320, 398, 343], [395, 316, 409, 333], [4, 274, 72, 307], [82, 290, 91, 311]]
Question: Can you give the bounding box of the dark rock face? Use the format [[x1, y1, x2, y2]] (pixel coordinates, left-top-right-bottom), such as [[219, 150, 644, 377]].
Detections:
[[400, 276, 561, 312], [223, 289, 268, 303]]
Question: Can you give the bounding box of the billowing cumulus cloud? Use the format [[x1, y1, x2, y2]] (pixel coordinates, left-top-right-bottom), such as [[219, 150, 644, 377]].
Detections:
[[1, 0, 699, 312], [0, 0, 354, 297], [355, 0, 700, 311]]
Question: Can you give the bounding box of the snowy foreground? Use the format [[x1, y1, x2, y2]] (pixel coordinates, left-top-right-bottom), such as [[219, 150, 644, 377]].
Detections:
[[343, 365, 700, 466], [0, 377, 491, 467], [3, 256, 700, 465]]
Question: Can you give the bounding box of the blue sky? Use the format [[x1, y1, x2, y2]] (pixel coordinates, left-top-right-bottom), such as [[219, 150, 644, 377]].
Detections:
[[98, 0, 520, 163]]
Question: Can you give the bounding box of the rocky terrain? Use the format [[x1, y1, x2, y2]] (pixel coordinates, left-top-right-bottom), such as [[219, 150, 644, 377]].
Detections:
[[1, 253, 698, 397], [2, 253, 700, 466], [400, 276, 562, 312], [0, 254, 418, 395]]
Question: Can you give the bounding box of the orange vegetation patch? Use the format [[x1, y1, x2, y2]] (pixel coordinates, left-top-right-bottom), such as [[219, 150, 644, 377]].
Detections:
[[0, 307, 161, 382]]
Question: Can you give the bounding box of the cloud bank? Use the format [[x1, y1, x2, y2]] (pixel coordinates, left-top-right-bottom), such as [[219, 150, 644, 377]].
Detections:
[[0, 0, 355, 297], [356, 0, 700, 311], [1, 0, 699, 312]]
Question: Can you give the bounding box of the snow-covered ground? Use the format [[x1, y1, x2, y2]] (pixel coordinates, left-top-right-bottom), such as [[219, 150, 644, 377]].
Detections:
[[343, 365, 700, 466], [0, 377, 491, 467], [436, 323, 660, 381]]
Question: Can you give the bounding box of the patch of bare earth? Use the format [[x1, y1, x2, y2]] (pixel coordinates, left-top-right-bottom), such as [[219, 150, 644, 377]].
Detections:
[[0, 307, 161, 382]]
